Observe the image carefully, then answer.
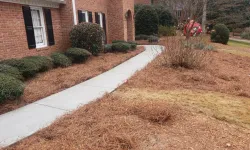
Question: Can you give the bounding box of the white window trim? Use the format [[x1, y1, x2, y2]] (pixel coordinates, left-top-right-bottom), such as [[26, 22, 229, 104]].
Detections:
[[98, 13, 103, 28], [82, 11, 89, 23], [30, 6, 47, 49]]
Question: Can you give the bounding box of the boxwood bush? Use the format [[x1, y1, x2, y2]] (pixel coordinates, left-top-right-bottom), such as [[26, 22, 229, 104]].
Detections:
[[1, 58, 39, 79], [0, 73, 25, 103], [211, 24, 230, 44], [135, 5, 159, 35], [104, 44, 113, 53], [112, 41, 137, 50], [51, 52, 72, 68], [135, 34, 150, 40], [112, 43, 131, 53], [70, 23, 104, 56], [148, 36, 159, 43], [23, 56, 53, 72], [65, 48, 92, 63], [0, 64, 23, 80]]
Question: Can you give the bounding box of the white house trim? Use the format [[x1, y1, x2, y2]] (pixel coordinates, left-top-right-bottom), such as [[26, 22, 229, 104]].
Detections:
[[0, 0, 65, 8], [72, 0, 77, 25]]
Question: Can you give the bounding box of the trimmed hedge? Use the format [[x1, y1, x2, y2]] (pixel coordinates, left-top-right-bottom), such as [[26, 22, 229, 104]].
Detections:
[[0, 73, 24, 103], [23, 56, 53, 72], [70, 22, 104, 56], [112, 41, 137, 50], [135, 5, 159, 35], [51, 52, 72, 68], [1, 58, 39, 79], [0, 64, 23, 80], [148, 36, 159, 43], [135, 34, 150, 40], [104, 44, 113, 53], [211, 24, 230, 44], [65, 48, 92, 63], [112, 43, 131, 53]]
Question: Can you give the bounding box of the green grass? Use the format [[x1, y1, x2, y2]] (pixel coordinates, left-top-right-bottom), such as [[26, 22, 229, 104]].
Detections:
[[228, 40, 250, 48]]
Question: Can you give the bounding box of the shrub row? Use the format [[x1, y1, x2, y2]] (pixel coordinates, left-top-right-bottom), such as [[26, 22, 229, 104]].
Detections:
[[0, 48, 92, 102], [104, 41, 138, 53]]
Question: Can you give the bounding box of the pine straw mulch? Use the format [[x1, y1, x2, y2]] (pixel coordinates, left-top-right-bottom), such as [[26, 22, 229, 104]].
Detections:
[[3, 42, 250, 150], [0, 47, 144, 115], [4, 95, 250, 150]]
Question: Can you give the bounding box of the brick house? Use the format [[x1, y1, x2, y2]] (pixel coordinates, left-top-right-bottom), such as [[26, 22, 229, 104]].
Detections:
[[0, 0, 135, 59]]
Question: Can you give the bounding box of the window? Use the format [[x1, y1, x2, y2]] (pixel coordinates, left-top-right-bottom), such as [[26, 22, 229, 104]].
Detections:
[[30, 7, 47, 48], [176, 10, 182, 18], [98, 13, 103, 28], [82, 11, 89, 22]]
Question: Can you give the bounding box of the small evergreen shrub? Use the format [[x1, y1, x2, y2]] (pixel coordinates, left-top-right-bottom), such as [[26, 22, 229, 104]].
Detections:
[[211, 24, 230, 44], [70, 23, 104, 56], [135, 5, 159, 35], [51, 52, 72, 68], [0, 64, 23, 80], [23, 56, 53, 72], [1, 58, 39, 79], [112, 43, 131, 53], [159, 9, 174, 26], [204, 45, 215, 51], [112, 41, 137, 50], [241, 32, 250, 40], [158, 25, 176, 36], [104, 44, 113, 53], [194, 42, 206, 50], [148, 36, 159, 43], [0, 73, 25, 102], [135, 34, 149, 40], [65, 48, 92, 63]]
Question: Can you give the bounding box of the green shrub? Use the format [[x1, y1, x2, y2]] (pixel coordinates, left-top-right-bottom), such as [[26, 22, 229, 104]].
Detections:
[[135, 4, 144, 15], [158, 25, 176, 36], [159, 9, 174, 27], [112, 43, 131, 53], [148, 36, 159, 43], [104, 44, 113, 53], [0, 73, 25, 102], [23, 56, 53, 72], [211, 24, 230, 44], [135, 5, 159, 35], [65, 48, 92, 63], [70, 23, 104, 56], [135, 34, 149, 40], [0, 64, 23, 80], [51, 52, 72, 68], [204, 45, 215, 51], [194, 42, 206, 50], [112, 41, 137, 50], [1, 58, 39, 79]]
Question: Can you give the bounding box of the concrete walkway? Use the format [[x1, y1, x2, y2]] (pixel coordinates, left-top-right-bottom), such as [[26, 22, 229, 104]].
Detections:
[[0, 45, 163, 147]]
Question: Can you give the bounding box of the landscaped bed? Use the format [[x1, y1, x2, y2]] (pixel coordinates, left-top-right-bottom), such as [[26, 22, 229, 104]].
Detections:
[[4, 37, 250, 150], [0, 46, 144, 115]]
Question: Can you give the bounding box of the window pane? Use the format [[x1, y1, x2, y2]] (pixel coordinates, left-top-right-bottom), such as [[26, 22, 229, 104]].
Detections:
[[34, 28, 44, 44], [31, 10, 41, 27], [82, 13, 86, 22]]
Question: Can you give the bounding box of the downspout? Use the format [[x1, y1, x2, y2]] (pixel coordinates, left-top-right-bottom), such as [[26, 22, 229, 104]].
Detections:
[[72, 0, 77, 25]]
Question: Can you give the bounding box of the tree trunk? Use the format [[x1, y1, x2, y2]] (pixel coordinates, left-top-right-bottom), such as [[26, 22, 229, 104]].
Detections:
[[202, 0, 207, 32]]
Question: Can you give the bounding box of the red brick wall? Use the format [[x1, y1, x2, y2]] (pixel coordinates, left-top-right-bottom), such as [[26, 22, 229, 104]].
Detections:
[[0, 0, 135, 59], [134, 0, 152, 5], [0, 2, 64, 60]]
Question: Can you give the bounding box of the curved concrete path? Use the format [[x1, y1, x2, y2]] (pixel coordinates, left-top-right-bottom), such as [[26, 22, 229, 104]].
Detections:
[[0, 45, 163, 147]]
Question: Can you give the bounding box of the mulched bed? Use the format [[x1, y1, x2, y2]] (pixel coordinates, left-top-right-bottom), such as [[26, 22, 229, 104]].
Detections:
[[0, 47, 144, 115], [4, 39, 250, 150]]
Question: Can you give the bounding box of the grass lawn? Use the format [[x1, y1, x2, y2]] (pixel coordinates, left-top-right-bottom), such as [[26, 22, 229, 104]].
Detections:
[[0, 47, 144, 115], [228, 39, 250, 48], [4, 37, 250, 149]]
